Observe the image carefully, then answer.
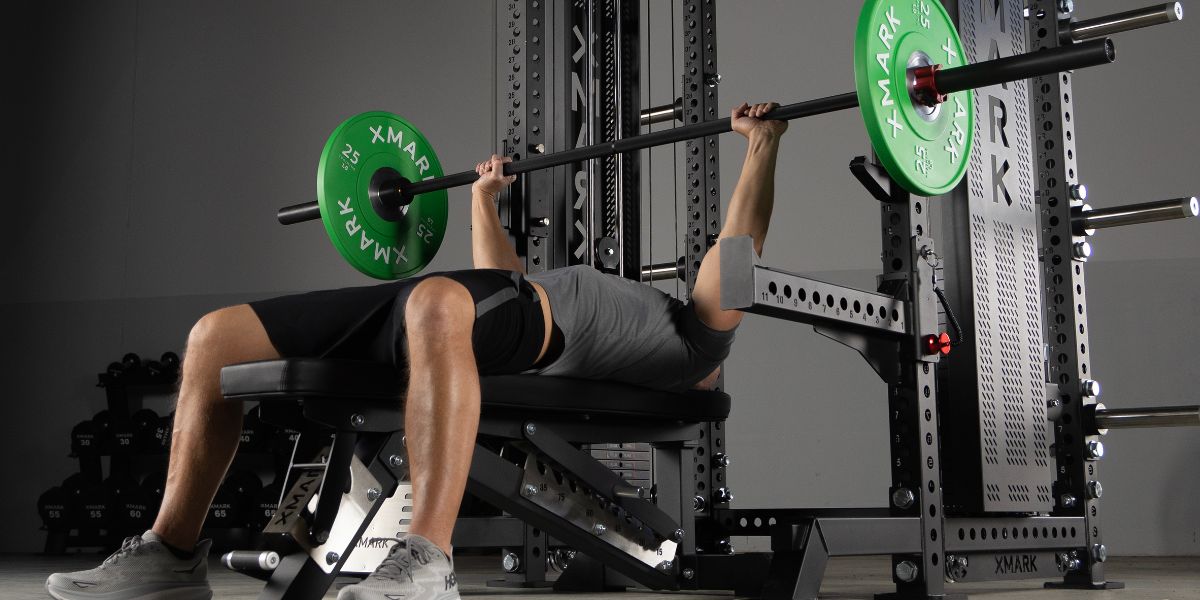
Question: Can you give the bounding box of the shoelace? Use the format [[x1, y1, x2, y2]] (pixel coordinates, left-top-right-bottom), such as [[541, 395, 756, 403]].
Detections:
[[369, 540, 438, 583], [102, 536, 147, 567]]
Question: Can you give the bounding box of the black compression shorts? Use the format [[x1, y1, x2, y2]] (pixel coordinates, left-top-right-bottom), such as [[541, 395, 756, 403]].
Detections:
[[248, 269, 552, 374]]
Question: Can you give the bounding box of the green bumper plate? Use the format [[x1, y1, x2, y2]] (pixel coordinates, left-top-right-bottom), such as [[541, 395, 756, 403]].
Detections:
[[316, 111, 448, 279], [855, 0, 974, 196]]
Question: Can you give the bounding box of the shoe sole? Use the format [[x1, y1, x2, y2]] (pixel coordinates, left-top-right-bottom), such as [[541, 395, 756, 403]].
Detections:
[[46, 581, 212, 600]]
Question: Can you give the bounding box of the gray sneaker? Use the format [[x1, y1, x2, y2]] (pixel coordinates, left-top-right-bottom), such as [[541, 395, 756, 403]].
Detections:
[[45, 531, 212, 600], [337, 534, 460, 600]]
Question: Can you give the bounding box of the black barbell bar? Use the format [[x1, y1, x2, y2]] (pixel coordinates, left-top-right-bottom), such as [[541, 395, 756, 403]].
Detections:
[[278, 38, 1115, 225]]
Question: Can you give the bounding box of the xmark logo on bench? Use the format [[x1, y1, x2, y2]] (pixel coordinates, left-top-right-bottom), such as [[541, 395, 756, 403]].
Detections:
[[268, 469, 322, 529], [995, 553, 1038, 575], [356, 537, 395, 550]]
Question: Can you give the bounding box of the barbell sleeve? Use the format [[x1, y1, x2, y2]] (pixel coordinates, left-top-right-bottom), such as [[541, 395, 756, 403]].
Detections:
[[1069, 2, 1183, 42], [279, 38, 1117, 225], [640, 258, 685, 282], [1093, 405, 1200, 430], [932, 38, 1114, 96], [1072, 197, 1198, 234], [640, 97, 684, 126], [278, 201, 324, 225]]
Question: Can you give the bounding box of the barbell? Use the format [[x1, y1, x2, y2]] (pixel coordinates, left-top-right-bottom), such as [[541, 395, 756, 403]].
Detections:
[[279, 0, 1117, 280]]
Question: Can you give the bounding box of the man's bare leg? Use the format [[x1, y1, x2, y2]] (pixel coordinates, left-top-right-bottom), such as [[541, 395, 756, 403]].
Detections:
[[153, 305, 280, 550], [692, 102, 788, 332], [401, 277, 481, 555]]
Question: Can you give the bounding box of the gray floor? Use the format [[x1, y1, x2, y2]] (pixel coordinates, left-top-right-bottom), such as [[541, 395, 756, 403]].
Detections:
[[6, 554, 1199, 600]]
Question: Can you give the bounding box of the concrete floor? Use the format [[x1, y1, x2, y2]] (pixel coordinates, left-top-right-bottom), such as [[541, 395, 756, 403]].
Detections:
[[8, 554, 1198, 600]]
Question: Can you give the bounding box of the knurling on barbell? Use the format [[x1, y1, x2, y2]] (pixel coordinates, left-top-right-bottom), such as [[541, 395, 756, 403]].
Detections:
[[289, 0, 1115, 280]]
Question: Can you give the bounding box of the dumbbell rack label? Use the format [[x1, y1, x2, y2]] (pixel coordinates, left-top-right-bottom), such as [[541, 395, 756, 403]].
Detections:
[[855, 0, 974, 196], [316, 112, 449, 279]]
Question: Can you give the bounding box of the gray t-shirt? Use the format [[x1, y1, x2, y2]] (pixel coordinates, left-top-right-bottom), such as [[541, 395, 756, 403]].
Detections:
[[523, 265, 735, 392]]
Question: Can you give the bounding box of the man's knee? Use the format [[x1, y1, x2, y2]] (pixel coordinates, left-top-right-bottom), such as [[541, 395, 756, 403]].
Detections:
[[186, 305, 274, 362], [189, 307, 238, 350], [404, 277, 475, 336]]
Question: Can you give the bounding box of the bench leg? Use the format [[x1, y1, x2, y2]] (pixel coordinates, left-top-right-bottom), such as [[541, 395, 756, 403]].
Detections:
[[258, 553, 338, 600]]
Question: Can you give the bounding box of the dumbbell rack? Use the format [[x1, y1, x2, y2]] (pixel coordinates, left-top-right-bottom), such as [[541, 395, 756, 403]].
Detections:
[[40, 356, 179, 553], [41, 354, 291, 555]]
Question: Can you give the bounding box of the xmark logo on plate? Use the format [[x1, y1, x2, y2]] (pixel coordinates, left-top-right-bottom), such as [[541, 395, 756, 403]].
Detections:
[[368, 125, 435, 178], [874, 4, 902, 138], [336, 197, 413, 266]]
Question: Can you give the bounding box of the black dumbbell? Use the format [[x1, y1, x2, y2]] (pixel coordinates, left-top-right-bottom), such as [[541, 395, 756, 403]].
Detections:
[[239, 407, 273, 453], [270, 427, 300, 457], [106, 362, 126, 380], [224, 470, 264, 529], [70, 420, 99, 457], [247, 480, 282, 530], [112, 475, 156, 535], [130, 408, 161, 454], [61, 473, 88, 531], [206, 487, 239, 530], [110, 416, 136, 455], [142, 469, 168, 499], [38, 486, 71, 532], [160, 351, 181, 375], [92, 410, 117, 455], [144, 360, 165, 378], [77, 478, 118, 531], [121, 353, 142, 369], [154, 411, 175, 453]]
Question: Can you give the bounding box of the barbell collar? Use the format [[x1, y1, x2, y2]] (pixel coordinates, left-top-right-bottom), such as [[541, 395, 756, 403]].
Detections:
[[279, 39, 1117, 225], [1069, 2, 1183, 42]]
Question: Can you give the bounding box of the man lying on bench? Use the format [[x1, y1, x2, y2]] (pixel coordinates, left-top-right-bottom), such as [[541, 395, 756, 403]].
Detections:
[[45, 102, 788, 600]]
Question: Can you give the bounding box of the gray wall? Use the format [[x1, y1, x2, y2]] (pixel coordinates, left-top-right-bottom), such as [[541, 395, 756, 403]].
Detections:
[[2, 0, 1196, 556]]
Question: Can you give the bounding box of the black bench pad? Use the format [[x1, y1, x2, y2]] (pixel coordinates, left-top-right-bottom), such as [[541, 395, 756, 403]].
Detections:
[[221, 359, 729, 421]]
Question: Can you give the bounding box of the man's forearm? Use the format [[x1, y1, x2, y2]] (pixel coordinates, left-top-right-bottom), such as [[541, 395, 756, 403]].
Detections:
[[471, 192, 525, 273], [719, 129, 780, 255]]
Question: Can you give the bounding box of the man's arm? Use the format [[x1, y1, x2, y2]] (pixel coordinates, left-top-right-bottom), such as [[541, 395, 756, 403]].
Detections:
[[470, 155, 525, 273], [690, 102, 788, 332]]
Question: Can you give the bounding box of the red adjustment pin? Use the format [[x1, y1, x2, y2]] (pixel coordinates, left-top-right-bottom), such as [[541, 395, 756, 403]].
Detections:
[[923, 332, 952, 356]]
